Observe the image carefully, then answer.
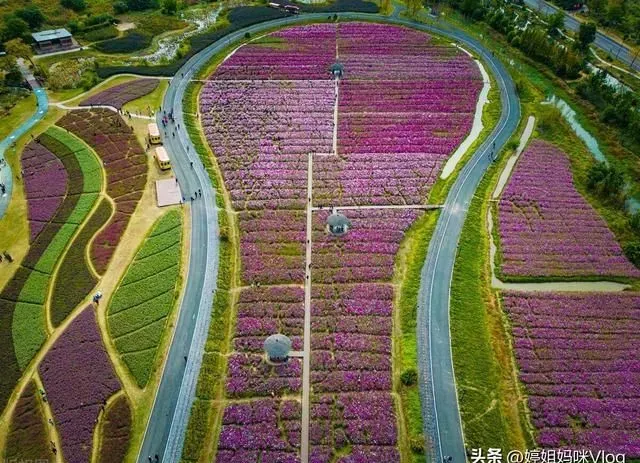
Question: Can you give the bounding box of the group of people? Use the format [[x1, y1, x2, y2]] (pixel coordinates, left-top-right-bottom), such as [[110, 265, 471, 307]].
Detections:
[[0, 251, 13, 263]]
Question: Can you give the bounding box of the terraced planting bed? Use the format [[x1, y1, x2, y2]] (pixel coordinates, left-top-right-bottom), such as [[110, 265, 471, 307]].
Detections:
[[0, 128, 102, 411], [197, 22, 483, 462], [80, 79, 160, 110], [56, 108, 148, 275], [107, 210, 183, 387], [496, 139, 640, 280]]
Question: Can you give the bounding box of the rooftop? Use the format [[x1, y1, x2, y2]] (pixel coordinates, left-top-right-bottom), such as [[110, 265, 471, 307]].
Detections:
[[32, 29, 72, 42], [264, 333, 292, 360]]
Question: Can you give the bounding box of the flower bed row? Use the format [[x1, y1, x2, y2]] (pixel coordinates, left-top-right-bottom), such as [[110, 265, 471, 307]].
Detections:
[[200, 79, 334, 210], [96, 394, 132, 463], [497, 140, 640, 279], [210, 24, 336, 81], [107, 210, 183, 387], [40, 306, 121, 463], [0, 129, 102, 412], [50, 199, 112, 327], [502, 291, 640, 456], [4, 380, 53, 461], [80, 79, 160, 110], [20, 141, 67, 242], [57, 109, 148, 274]]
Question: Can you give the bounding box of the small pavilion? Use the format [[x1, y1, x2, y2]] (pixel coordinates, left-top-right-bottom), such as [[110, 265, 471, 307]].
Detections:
[[264, 334, 292, 363], [329, 62, 344, 78], [327, 212, 351, 236]]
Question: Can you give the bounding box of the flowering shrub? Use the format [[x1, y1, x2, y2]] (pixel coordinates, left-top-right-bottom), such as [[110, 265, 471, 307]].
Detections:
[[108, 210, 183, 387], [57, 109, 148, 274], [40, 306, 121, 463], [203, 22, 481, 462], [503, 292, 640, 456], [80, 79, 160, 110], [4, 381, 53, 461], [497, 140, 640, 279]]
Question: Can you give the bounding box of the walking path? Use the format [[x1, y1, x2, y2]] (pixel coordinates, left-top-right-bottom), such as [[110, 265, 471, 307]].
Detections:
[[312, 204, 442, 212], [300, 151, 314, 463], [0, 60, 48, 219], [492, 115, 535, 199]]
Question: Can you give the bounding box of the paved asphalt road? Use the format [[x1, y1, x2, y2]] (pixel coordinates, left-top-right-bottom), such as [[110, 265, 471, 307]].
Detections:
[[136, 11, 521, 463], [523, 0, 640, 72], [0, 62, 48, 219]]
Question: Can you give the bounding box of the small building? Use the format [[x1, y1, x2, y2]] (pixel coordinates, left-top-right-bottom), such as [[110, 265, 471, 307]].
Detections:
[[327, 212, 351, 236], [148, 123, 161, 144], [264, 334, 292, 363], [284, 4, 300, 14], [330, 62, 344, 78], [154, 146, 171, 171], [31, 29, 76, 55]]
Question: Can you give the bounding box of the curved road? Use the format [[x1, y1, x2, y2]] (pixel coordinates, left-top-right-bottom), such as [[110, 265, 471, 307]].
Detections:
[[136, 11, 520, 463], [523, 0, 639, 72]]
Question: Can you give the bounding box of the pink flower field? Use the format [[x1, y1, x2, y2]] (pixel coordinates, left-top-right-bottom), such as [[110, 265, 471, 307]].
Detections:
[[201, 21, 482, 462], [20, 140, 68, 241], [497, 140, 640, 279], [503, 292, 640, 456]]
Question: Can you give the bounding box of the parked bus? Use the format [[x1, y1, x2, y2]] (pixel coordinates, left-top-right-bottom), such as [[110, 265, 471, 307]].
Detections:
[[148, 123, 161, 144], [155, 146, 171, 170]]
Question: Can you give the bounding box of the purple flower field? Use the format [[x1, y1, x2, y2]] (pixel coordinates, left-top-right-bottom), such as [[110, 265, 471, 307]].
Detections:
[[498, 140, 640, 279], [503, 292, 640, 456], [201, 22, 481, 462], [21, 140, 68, 241], [80, 79, 159, 110], [39, 306, 121, 463]]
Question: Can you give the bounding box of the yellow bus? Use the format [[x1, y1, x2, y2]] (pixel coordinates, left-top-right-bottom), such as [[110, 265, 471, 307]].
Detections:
[[155, 146, 171, 170], [148, 123, 161, 144]]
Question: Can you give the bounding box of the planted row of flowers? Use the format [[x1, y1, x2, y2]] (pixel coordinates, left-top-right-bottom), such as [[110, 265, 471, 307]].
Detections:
[[201, 22, 482, 462], [96, 394, 132, 463], [108, 210, 183, 387], [502, 292, 640, 456], [0, 128, 103, 412], [80, 78, 159, 110], [57, 109, 148, 274], [200, 79, 334, 210], [497, 140, 640, 279]]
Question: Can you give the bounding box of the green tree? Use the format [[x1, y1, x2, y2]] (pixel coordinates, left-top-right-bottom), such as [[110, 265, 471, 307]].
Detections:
[[587, 162, 625, 202], [60, 0, 87, 12], [630, 213, 640, 235], [5, 38, 32, 60], [15, 6, 45, 29], [547, 11, 565, 35], [2, 15, 30, 41], [577, 22, 597, 50], [623, 242, 640, 267], [161, 0, 178, 15]]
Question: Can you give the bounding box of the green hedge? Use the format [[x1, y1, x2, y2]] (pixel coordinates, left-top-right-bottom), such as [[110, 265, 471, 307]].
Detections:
[[107, 210, 183, 387], [94, 32, 152, 54]]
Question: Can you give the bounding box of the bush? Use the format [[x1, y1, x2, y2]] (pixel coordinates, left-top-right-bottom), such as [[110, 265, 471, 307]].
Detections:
[[113, 1, 129, 14], [93, 32, 152, 53], [409, 434, 426, 453], [630, 213, 640, 235], [60, 0, 87, 12], [400, 368, 418, 386], [586, 162, 625, 204], [624, 242, 640, 267]]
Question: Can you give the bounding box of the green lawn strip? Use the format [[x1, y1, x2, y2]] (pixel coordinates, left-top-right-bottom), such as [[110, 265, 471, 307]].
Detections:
[[393, 211, 438, 463], [107, 210, 183, 388], [50, 199, 112, 327], [450, 150, 531, 450], [2, 380, 54, 461]]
